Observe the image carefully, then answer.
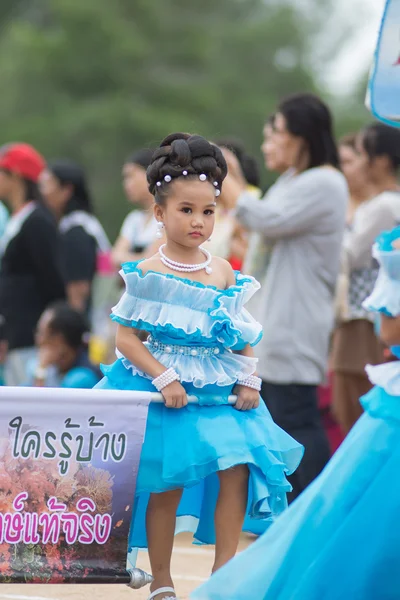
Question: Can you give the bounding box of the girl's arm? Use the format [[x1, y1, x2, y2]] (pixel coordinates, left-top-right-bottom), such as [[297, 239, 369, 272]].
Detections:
[[116, 325, 167, 379], [232, 344, 260, 411], [116, 325, 187, 408], [234, 343, 256, 360], [233, 343, 259, 376], [379, 314, 400, 347]]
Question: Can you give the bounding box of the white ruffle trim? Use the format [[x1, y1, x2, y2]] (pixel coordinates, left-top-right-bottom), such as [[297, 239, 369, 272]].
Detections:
[[119, 267, 260, 312], [365, 361, 400, 396], [112, 270, 262, 347], [362, 270, 400, 317], [116, 347, 258, 388], [372, 244, 400, 279]]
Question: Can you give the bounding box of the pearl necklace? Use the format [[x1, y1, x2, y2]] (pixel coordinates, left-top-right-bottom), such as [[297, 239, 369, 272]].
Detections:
[[159, 244, 213, 274]]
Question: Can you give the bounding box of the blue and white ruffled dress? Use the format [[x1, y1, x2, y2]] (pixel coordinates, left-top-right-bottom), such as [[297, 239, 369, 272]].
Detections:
[[95, 261, 304, 560], [193, 227, 400, 600]]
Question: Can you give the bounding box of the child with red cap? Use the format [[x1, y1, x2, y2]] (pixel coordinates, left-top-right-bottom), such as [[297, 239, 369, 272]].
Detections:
[[0, 143, 65, 385]]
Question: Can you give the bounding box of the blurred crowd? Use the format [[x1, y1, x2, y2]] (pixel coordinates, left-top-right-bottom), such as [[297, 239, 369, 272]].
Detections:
[[1, 91, 400, 498]]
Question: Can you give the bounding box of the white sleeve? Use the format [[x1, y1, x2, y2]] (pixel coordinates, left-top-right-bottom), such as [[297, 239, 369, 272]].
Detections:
[[343, 200, 397, 271], [120, 211, 140, 245]]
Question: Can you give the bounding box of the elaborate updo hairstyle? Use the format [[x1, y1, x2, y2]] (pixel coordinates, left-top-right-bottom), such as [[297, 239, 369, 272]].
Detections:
[[360, 123, 400, 174], [146, 133, 228, 204]]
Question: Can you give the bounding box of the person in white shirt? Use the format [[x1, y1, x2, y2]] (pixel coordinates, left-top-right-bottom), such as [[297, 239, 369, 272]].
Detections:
[[342, 123, 400, 272], [331, 123, 400, 434], [111, 149, 161, 268]]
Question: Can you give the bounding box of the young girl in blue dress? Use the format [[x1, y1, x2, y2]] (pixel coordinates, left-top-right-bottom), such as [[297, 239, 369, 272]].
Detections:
[[193, 225, 400, 600], [95, 133, 303, 600]]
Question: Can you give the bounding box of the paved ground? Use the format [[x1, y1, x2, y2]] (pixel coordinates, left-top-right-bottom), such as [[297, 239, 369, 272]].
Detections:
[[0, 534, 253, 600]]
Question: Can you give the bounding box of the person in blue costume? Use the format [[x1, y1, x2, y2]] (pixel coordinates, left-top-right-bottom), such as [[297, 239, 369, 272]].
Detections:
[[192, 224, 400, 600], [95, 133, 304, 600]]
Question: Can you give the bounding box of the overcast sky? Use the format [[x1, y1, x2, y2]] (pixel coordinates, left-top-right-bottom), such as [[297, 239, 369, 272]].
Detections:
[[324, 0, 386, 93]]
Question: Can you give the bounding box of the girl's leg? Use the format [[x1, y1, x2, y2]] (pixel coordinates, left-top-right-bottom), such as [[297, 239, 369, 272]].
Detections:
[[147, 488, 183, 599], [213, 465, 249, 572]]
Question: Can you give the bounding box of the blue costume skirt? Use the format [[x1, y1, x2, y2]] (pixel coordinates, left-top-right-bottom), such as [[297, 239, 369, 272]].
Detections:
[[193, 384, 400, 600], [95, 359, 303, 559]]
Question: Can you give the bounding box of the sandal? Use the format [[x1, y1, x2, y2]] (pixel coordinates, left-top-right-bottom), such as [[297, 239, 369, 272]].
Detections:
[[148, 587, 177, 600]]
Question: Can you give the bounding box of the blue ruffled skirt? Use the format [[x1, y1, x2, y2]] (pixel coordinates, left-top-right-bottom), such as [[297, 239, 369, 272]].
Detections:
[[193, 384, 400, 600], [95, 359, 303, 558]]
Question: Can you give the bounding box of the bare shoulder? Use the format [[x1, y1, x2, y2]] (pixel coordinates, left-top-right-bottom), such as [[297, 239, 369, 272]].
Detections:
[[136, 254, 162, 275], [212, 256, 236, 287]]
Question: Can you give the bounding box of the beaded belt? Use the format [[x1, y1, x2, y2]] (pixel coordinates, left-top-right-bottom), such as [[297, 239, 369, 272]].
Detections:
[[147, 335, 221, 357]]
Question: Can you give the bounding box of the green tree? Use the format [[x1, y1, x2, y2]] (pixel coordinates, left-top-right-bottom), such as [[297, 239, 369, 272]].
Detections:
[[0, 0, 363, 238]]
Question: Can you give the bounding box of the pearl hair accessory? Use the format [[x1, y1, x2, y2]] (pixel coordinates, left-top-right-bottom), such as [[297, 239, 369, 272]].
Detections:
[[152, 367, 180, 392], [156, 221, 164, 239], [155, 172, 221, 197], [237, 374, 262, 392], [159, 244, 213, 275]]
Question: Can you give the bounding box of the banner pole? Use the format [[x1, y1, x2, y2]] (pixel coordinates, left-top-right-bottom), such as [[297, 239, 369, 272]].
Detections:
[[150, 393, 238, 404], [0, 569, 153, 587]]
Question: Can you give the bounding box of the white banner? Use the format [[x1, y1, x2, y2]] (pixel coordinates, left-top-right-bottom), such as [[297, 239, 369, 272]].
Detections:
[[0, 386, 150, 583]]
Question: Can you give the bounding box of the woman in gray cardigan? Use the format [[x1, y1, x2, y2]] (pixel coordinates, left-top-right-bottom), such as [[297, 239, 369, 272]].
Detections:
[[222, 93, 348, 500]]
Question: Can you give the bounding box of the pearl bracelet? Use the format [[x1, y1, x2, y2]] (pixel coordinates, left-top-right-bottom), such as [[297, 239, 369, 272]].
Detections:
[[152, 367, 180, 392], [237, 374, 262, 392]]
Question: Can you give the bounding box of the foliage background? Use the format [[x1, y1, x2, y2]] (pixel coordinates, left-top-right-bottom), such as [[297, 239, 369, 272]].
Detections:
[[0, 0, 373, 239]]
